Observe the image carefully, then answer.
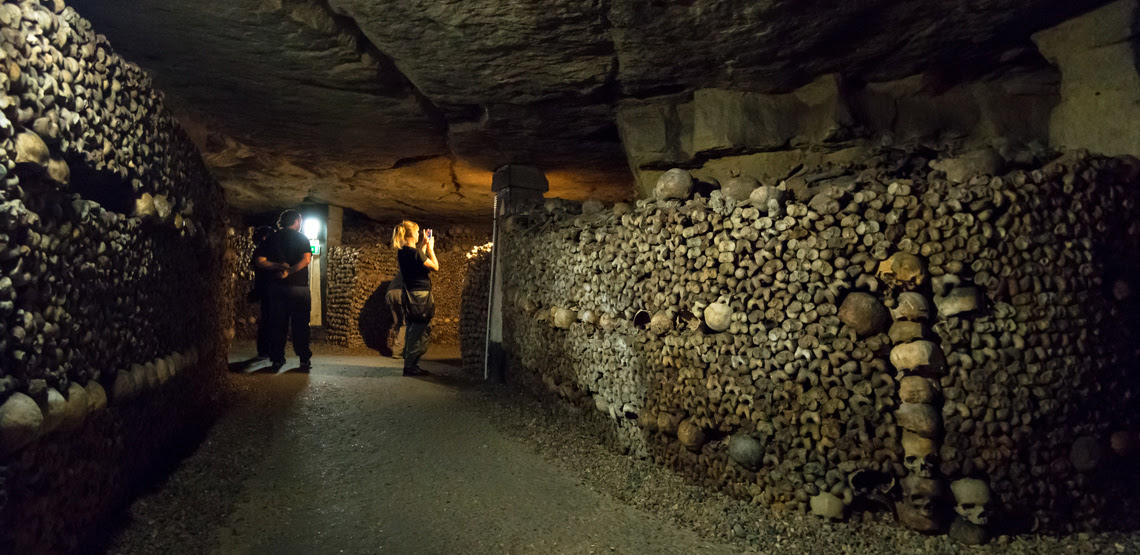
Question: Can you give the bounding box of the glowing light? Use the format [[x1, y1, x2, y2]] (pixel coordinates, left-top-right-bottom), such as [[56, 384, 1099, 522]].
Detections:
[[302, 218, 321, 240], [466, 242, 494, 259]]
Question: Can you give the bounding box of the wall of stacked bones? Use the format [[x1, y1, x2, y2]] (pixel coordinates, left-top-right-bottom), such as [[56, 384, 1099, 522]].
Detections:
[[230, 226, 258, 339], [0, 2, 230, 552], [325, 223, 490, 349], [495, 147, 1140, 540], [459, 243, 492, 373]]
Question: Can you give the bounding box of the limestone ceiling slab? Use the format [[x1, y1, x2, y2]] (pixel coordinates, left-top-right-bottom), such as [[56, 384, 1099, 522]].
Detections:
[[72, 0, 1107, 222]]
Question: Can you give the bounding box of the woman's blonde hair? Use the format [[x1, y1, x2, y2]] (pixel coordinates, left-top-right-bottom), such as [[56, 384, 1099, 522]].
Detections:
[[392, 220, 420, 249]]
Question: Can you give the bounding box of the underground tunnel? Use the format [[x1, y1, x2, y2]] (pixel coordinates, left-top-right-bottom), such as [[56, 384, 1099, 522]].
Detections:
[[2, 0, 1140, 552]]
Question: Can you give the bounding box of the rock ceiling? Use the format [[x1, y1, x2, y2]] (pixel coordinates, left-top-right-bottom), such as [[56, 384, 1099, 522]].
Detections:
[[72, 0, 1103, 222]]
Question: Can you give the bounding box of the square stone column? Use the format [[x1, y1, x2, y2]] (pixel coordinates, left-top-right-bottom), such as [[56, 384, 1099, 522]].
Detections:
[[485, 165, 548, 381]]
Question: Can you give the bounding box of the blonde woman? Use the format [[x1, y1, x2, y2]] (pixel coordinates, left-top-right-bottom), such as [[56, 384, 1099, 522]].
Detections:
[[392, 220, 439, 376]]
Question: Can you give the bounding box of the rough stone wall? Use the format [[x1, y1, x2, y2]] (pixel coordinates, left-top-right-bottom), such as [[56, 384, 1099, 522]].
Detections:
[[0, 2, 229, 551], [618, 70, 1060, 199], [497, 148, 1140, 537], [326, 222, 489, 349], [1033, 0, 1140, 158]]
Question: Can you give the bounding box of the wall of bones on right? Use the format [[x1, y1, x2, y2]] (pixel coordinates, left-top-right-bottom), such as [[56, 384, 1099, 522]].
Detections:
[[492, 147, 1140, 541]]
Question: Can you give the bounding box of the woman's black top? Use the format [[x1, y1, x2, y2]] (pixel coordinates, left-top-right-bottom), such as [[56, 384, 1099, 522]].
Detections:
[[397, 246, 431, 291]]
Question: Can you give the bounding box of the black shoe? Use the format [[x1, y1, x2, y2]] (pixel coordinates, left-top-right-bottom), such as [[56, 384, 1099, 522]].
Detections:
[[403, 366, 429, 377], [297, 360, 312, 373], [259, 361, 285, 374]]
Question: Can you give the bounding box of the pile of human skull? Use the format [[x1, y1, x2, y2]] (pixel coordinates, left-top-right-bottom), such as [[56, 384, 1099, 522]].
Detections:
[[497, 147, 1140, 538], [459, 242, 493, 373], [0, 1, 228, 550]]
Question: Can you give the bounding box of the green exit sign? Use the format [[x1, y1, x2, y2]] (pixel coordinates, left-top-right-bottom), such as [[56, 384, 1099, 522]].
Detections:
[[310, 244, 321, 255]]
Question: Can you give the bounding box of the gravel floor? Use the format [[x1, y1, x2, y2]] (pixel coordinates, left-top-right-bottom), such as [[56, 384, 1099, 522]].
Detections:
[[100, 341, 1140, 555]]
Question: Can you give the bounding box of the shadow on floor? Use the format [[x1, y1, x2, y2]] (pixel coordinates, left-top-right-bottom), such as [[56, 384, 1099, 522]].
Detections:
[[89, 371, 310, 554]]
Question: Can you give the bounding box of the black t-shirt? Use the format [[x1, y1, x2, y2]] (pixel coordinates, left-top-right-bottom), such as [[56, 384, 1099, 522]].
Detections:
[[251, 242, 272, 291], [267, 228, 311, 287], [397, 247, 431, 291]]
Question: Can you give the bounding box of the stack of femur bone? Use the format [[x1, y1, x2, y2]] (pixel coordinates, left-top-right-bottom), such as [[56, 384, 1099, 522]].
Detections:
[[490, 146, 1140, 541], [459, 242, 493, 373], [0, 0, 225, 439], [0, 2, 228, 551]]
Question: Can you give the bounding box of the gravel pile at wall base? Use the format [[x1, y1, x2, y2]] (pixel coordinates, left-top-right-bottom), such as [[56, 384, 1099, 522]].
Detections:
[[467, 381, 1140, 555]]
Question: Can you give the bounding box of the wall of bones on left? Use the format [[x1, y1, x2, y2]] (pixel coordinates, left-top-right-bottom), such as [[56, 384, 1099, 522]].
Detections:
[[0, 1, 231, 552]]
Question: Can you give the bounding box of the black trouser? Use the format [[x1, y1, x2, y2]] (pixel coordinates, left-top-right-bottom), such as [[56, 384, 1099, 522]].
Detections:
[[266, 284, 312, 364], [385, 288, 405, 355], [403, 319, 432, 370]]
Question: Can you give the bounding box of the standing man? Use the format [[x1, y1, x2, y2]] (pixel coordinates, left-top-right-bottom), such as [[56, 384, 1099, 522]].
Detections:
[[256, 210, 313, 371], [385, 269, 405, 358]]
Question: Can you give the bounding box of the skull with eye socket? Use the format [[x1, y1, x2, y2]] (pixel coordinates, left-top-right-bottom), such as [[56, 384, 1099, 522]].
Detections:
[[902, 474, 944, 518], [951, 478, 993, 526], [903, 431, 938, 479]]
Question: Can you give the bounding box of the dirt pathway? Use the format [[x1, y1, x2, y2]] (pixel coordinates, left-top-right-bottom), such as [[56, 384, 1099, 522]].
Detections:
[[105, 348, 740, 555]]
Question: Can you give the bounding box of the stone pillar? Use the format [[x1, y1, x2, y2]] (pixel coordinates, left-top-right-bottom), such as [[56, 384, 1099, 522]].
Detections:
[[486, 165, 549, 381], [326, 205, 343, 248], [1033, 0, 1140, 156]]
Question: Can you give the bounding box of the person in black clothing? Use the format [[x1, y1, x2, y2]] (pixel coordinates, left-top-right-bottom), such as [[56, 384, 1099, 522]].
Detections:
[[249, 225, 280, 362], [392, 220, 439, 376], [385, 265, 405, 358], [255, 210, 314, 371]]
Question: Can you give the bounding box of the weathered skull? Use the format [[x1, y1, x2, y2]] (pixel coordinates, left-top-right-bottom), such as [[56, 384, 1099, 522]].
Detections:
[[951, 478, 992, 525], [597, 313, 616, 331], [891, 292, 931, 322], [553, 308, 577, 329], [578, 309, 599, 325], [902, 475, 943, 518], [902, 431, 938, 478], [890, 340, 946, 373], [877, 252, 928, 290], [649, 311, 673, 335], [15, 131, 49, 165], [517, 294, 535, 315], [703, 302, 732, 332]]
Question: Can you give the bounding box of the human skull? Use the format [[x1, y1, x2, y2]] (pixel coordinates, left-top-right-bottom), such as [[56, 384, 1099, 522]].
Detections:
[[951, 478, 992, 526], [890, 340, 946, 373], [655, 168, 694, 200], [649, 311, 673, 335], [553, 308, 577, 329], [597, 313, 616, 331], [703, 302, 732, 332], [15, 131, 49, 165], [902, 431, 938, 478], [520, 295, 537, 315], [877, 252, 928, 290], [891, 292, 931, 322], [579, 309, 599, 325], [902, 475, 943, 518]]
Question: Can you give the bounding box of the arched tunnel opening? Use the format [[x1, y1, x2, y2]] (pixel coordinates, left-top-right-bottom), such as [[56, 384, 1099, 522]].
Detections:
[[2, 0, 1140, 553]]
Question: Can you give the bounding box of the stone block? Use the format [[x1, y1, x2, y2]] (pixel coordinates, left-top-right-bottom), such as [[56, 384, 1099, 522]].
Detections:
[[692, 75, 851, 154], [1034, 0, 1140, 157]]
